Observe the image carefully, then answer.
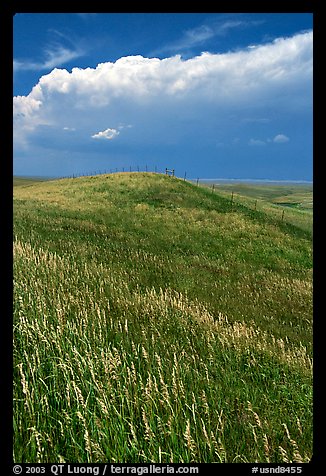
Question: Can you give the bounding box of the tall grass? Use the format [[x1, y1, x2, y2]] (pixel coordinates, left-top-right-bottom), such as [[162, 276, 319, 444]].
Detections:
[[13, 173, 312, 463]]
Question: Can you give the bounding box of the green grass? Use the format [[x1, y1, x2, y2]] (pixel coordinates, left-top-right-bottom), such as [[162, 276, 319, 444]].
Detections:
[[13, 172, 312, 463]]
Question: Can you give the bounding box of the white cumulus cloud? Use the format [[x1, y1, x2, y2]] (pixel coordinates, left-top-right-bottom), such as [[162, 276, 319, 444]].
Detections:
[[273, 134, 290, 143], [17, 30, 312, 107], [13, 31, 311, 156], [91, 128, 120, 140]]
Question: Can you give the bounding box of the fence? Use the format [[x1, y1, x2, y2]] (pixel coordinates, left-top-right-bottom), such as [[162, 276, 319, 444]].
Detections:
[[57, 165, 186, 181], [165, 168, 175, 177], [57, 164, 165, 180]]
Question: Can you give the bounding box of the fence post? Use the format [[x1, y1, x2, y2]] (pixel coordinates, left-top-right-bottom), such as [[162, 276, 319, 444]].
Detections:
[[282, 210, 285, 222], [212, 184, 215, 193], [196, 178, 199, 186], [165, 168, 174, 177], [231, 191, 234, 206], [184, 171, 186, 181]]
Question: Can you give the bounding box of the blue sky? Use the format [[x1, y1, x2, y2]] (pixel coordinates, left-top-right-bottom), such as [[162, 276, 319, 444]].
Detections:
[[13, 13, 313, 180]]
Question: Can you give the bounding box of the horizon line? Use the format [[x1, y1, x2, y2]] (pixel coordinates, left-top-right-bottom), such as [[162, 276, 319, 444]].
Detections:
[[13, 173, 313, 184], [195, 178, 313, 184]]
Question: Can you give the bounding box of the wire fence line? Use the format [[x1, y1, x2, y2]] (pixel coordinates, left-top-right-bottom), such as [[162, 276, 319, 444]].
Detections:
[[56, 165, 202, 184], [56, 164, 168, 180], [55, 165, 220, 183]]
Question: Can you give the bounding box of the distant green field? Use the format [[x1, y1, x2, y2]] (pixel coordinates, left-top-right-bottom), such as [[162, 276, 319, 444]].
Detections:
[[13, 173, 312, 463], [199, 182, 312, 233], [209, 183, 313, 210], [13, 176, 51, 188]]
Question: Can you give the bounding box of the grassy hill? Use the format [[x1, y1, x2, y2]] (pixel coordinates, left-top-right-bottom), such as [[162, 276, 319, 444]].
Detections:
[[13, 173, 312, 463]]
